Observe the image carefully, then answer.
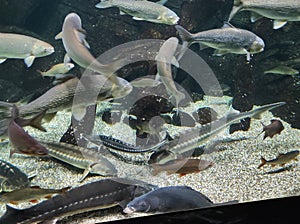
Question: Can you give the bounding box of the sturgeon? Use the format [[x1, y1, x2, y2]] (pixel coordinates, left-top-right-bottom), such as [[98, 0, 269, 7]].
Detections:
[[0, 33, 54, 67], [155, 102, 286, 163], [38, 140, 118, 182], [0, 178, 156, 224]]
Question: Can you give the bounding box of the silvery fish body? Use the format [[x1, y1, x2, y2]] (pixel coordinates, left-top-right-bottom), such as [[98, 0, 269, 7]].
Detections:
[[0, 178, 156, 224], [175, 25, 265, 61], [231, 0, 300, 29], [0, 33, 54, 67], [0, 159, 30, 192], [96, 0, 179, 25]]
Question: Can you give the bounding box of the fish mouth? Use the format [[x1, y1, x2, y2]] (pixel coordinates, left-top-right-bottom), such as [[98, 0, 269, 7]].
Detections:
[[123, 206, 136, 214]]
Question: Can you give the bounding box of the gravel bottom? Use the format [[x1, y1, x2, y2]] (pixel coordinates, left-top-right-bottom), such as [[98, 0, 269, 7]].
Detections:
[[0, 96, 299, 223]]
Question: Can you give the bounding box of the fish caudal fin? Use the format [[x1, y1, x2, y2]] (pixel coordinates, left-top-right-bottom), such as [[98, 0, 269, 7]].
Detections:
[[258, 157, 267, 169], [175, 25, 193, 44], [95, 0, 112, 9]]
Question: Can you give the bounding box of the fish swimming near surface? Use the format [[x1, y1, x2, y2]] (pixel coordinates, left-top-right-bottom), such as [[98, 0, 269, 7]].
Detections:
[[258, 119, 284, 139], [150, 158, 213, 177], [0, 33, 54, 67], [37, 62, 75, 76], [156, 37, 185, 109], [95, 0, 179, 25], [0, 159, 30, 192], [123, 186, 214, 214], [264, 66, 299, 76], [0, 186, 70, 205], [55, 12, 129, 91], [38, 140, 118, 182], [154, 102, 286, 164], [229, 0, 300, 29], [0, 178, 156, 224], [8, 105, 49, 157], [258, 150, 299, 168], [175, 23, 265, 61]]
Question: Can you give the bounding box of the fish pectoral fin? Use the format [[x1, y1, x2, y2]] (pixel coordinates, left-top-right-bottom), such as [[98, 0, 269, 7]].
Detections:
[[0, 58, 7, 64], [250, 12, 263, 23], [76, 28, 90, 49], [54, 32, 63, 40], [63, 54, 71, 65], [132, 16, 144, 21], [273, 20, 287, 30], [79, 168, 90, 182], [199, 43, 209, 50], [171, 56, 179, 67], [213, 49, 230, 56], [119, 10, 126, 15], [157, 0, 168, 5], [95, 1, 112, 9], [24, 55, 35, 67]]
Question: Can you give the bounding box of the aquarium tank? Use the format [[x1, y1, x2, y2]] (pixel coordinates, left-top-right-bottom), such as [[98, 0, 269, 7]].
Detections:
[[0, 0, 299, 223]]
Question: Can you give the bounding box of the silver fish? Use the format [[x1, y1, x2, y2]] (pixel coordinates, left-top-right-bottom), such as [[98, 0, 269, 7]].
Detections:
[[264, 66, 299, 75], [175, 24, 265, 61], [37, 62, 75, 76], [38, 140, 118, 182], [156, 37, 185, 108], [230, 0, 300, 29], [258, 150, 299, 168], [0, 33, 54, 67], [55, 12, 128, 90], [155, 102, 286, 164], [96, 0, 179, 25]]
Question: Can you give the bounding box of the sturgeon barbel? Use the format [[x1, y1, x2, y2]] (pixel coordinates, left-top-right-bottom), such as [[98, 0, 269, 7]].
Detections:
[[156, 102, 286, 163], [175, 24, 265, 61], [230, 0, 300, 29], [55, 12, 128, 91], [96, 0, 179, 25], [0, 178, 156, 224], [0, 33, 54, 67]]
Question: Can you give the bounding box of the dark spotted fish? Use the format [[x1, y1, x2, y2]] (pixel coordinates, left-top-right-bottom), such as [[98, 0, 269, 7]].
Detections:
[[0, 159, 30, 192], [0, 186, 70, 205], [0, 178, 156, 224], [123, 186, 214, 214], [258, 150, 299, 168]]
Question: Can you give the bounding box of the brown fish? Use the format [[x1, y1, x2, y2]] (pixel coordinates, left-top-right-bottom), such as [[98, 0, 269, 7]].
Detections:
[[259, 119, 284, 139], [258, 150, 299, 169], [0, 186, 70, 205], [151, 158, 213, 177]]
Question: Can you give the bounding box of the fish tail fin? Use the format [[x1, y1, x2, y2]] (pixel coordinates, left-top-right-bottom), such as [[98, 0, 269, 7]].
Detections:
[[95, 0, 112, 9], [175, 25, 193, 44], [258, 157, 267, 169], [14, 110, 47, 132]]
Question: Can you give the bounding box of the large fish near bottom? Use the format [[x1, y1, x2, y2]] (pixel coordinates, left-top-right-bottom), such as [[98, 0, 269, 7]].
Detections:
[[0, 33, 54, 67], [155, 102, 286, 164], [95, 0, 179, 25], [0, 178, 156, 224], [175, 24, 265, 61], [229, 0, 300, 29]]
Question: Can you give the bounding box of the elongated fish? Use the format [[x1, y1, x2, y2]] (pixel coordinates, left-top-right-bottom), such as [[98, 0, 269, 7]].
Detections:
[[156, 37, 185, 109], [37, 62, 75, 76], [55, 12, 128, 90], [150, 158, 213, 177], [123, 186, 214, 214], [38, 140, 117, 181], [0, 178, 156, 224], [96, 0, 179, 25], [0, 159, 30, 192], [155, 102, 286, 164], [0, 75, 132, 120], [0, 186, 70, 205], [0, 33, 54, 67], [230, 0, 300, 29], [264, 66, 299, 75], [175, 24, 265, 61], [258, 150, 299, 168]]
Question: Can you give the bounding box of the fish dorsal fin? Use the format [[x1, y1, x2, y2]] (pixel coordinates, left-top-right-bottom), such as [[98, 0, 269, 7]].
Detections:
[[132, 16, 144, 21], [273, 20, 288, 30], [0, 58, 7, 64], [222, 22, 235, 29], [156, 0, 168, 5]]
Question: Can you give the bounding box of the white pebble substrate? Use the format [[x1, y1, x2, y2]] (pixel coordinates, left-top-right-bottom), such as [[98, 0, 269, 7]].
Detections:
[[0, 96, 299, 223]]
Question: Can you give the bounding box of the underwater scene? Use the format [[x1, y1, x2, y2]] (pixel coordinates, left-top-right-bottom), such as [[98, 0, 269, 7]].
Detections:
[[0, 0, 299, 223]]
